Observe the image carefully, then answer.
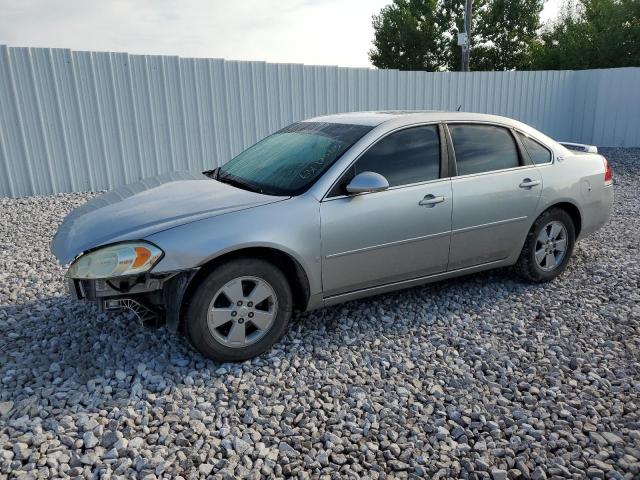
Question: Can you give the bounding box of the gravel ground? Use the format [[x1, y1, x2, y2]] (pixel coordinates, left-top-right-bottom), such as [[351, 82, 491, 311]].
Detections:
[[1, 148, 639, 480]]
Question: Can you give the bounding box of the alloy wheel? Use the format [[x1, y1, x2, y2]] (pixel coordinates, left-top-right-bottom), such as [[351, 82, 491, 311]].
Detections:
[[207, 276, 278, 348], [535, 221, 568, 271]]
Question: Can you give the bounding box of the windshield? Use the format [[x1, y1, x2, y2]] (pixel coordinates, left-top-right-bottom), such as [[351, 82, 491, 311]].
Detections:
[[217, 122, 373, 195]]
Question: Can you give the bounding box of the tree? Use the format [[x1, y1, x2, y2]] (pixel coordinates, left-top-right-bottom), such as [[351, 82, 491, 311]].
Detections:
[[471, 0, 544, 70], [369, 0, 448, 71], [532, 0, 640, 69], [437, 0, 474, 70], [369, 0, 545, 71]]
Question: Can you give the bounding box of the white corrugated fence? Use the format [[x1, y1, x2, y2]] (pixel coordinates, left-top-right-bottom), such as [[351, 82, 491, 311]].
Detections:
[[0, 45, 639, 197]]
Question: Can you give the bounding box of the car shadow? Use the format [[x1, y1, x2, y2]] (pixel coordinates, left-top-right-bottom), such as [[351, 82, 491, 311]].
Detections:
[[289, 265, 547, 344], [0, 239, 596, 423]]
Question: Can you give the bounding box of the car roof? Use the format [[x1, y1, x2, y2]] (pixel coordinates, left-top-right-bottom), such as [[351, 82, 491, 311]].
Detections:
[[303, 110, 562, 152], [304, 111, 433, 126], [304, 110, 521, 127]]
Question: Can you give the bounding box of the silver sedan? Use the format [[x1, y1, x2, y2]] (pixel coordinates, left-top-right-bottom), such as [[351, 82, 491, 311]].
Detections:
[[52, 111, 614, 361]]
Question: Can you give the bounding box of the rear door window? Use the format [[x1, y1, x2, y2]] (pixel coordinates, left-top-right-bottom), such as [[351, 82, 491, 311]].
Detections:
[[449, 124, 520, 176]]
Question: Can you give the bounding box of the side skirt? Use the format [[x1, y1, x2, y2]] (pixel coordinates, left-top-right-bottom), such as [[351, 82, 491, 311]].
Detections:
[[320, 259, 511, 308]]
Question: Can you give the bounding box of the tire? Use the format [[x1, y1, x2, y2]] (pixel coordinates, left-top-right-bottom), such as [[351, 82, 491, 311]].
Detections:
[[515, 208, 576, 283], [184, 258, 292, 362]]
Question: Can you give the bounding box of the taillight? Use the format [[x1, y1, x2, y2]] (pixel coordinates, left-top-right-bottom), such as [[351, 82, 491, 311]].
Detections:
[[603, 158, 613, 185]]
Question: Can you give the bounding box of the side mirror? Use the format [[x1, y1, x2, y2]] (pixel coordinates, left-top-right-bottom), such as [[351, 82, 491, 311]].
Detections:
[[345, 171, 390, 194]]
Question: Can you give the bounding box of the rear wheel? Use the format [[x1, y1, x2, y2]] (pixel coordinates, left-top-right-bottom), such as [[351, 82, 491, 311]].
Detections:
[[515, 208, 576, 283], [185, 259, 292, 362]]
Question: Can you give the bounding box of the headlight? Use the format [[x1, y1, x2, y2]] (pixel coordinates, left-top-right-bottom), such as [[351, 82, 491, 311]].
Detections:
[[66, 242, 163, 279]]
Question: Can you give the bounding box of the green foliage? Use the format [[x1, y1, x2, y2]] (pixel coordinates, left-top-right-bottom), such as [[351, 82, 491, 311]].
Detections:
[[436, 0, 471, 70], [471, 0, 543, 70], [369, 0, 544, 71], [369, 0, 640, 71], [369, 0, 446, 71], [436, 0, 544, 70], [532, 0, 640, 69]]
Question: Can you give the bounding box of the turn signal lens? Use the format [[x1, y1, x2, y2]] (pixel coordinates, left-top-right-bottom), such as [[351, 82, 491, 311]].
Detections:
[[133, 246, 152, 268], [604, 158, 613, 185], [66, 242, 163, 279]]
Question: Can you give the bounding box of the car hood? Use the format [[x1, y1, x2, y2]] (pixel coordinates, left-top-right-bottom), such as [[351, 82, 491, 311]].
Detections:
[[51, 171, 288, 264]]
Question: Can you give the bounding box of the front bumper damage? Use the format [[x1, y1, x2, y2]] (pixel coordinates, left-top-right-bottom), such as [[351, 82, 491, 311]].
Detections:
[[68, 269, 198, 331]]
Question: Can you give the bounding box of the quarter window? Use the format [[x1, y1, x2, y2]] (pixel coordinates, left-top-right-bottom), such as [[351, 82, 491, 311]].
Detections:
[[449, 124, 520, 176], [353, 125, 441, 187], [518, 133, 552, 165]]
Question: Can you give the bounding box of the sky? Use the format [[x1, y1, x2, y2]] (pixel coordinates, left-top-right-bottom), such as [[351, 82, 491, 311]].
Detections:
[[1, 0, 562, 68]]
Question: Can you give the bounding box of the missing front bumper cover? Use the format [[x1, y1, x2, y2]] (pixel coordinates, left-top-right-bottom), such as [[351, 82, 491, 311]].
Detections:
[[68, 269, 199, 332], [103, 297, 160, 327]]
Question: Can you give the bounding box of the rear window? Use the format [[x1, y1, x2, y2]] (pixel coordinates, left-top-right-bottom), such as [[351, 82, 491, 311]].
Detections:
[[449, 124, 520, 175]]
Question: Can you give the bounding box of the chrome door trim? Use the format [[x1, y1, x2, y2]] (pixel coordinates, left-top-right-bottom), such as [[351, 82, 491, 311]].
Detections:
[[451, 216, 528, 234], [325, 230, 451, 259]]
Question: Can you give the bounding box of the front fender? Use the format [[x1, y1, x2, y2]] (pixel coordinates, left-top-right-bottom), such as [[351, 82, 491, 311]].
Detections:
[[145, 196, 322, 298]]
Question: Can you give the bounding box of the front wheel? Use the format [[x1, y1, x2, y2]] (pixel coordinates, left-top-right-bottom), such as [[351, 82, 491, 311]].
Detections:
[[184, 259, 292, 362], [515, 208, 576, 283]]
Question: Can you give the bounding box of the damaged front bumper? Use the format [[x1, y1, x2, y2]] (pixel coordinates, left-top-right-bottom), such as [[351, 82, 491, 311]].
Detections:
[[67, 269, 198, 331]]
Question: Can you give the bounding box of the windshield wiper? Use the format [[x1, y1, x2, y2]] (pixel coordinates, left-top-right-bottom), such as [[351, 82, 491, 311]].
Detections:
[[216, 173, 265, 194], [202, 168, 218, 179]]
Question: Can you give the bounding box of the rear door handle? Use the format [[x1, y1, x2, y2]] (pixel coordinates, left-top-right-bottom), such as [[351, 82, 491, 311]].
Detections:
[[519, 178, 541, 189], [419, 194, 445, 207]]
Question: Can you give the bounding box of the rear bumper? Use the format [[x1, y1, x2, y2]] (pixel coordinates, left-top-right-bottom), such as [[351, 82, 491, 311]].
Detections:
[[578, 184, 614, 240], [67, 268, 198, 331]]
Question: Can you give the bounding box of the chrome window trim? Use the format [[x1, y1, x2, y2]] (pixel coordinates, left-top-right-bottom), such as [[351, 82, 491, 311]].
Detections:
[[445, 120, 531, 178], [449, 164, 539, 181], [446, 121, 531, 178], [322, 176, 452, 202], [442, 120, 557, 165], [320, 121, 444, 202]]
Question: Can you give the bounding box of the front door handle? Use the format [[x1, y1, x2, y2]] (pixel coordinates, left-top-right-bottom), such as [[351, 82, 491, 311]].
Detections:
[[419, 194, 445, 207], [519, 178, 541, 189]]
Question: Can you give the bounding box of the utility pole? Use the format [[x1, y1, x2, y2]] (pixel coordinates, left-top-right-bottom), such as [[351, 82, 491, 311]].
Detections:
[[461, 0, 473, 72]]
